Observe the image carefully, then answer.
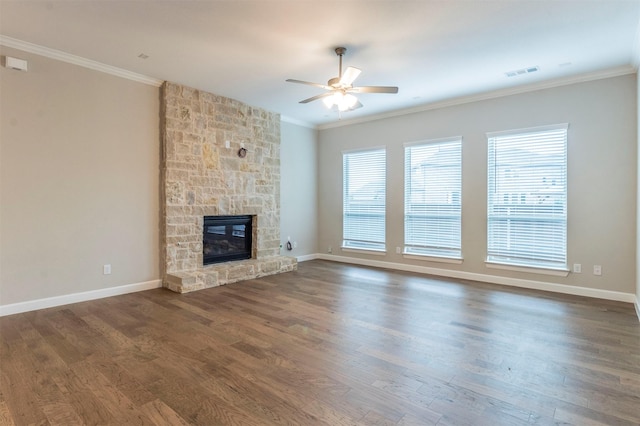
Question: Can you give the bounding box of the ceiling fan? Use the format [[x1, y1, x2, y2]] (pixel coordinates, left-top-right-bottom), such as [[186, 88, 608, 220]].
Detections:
[[286, 47, 398, 112]]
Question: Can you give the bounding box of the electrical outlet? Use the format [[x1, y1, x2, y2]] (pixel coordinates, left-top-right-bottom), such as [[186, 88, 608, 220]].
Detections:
[[573, 263, 581, 273], [103, 264, 112, 275], [293, 241, 297, 248], [593, 265, 602, 276], [396, 247, 401, 254], [328, 246, 332, 254]]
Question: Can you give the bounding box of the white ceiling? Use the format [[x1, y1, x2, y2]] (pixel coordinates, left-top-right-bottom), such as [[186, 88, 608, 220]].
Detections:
[[1, 1, 639, 127]]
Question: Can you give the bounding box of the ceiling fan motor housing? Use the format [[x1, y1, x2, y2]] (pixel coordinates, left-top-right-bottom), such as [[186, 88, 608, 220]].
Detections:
[[328, 77, 341, 87]]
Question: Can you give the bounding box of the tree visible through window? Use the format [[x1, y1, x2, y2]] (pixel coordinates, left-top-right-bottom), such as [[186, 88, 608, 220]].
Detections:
[[342, 148, 386, 251], [487, 124, 568, 270], [404, 137, 462, 258]]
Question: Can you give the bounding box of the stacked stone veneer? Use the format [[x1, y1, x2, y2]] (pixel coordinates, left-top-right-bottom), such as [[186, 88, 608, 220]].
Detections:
[[161, 82, 296, 293]]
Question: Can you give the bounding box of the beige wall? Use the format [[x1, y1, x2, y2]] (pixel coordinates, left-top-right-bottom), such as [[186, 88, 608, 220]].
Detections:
[[318, 75, 637, 295], [0, 46, 161, 306], [280, 121, 318, 257]]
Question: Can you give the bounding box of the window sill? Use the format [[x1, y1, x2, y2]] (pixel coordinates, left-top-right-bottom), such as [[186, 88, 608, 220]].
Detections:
[[403, 253, 463, 264], [341, 247, 387, 256], [485, 261, 569, 277]]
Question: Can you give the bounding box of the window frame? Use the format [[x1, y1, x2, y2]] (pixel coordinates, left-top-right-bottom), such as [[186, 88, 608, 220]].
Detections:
[[486, 123, 569, 275], [341, 147, 387, 253], [403, 136, 463, 262]]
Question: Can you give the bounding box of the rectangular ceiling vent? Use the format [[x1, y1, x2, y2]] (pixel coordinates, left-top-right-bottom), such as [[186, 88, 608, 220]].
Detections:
[[505, 66, 539, 78]]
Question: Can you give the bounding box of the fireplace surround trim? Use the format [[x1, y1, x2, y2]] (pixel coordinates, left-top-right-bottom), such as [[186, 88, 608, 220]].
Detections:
[[203, 214, 253, 265]]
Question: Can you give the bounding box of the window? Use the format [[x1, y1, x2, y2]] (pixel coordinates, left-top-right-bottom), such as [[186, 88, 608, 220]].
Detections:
[[487, 124, 568, 271], [343, 148, 386, 252], [404, 137, 462, 259]]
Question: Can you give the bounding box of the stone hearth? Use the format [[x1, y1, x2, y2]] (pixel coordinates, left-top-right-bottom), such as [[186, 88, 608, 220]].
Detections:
[[161, 82, 296, 293]]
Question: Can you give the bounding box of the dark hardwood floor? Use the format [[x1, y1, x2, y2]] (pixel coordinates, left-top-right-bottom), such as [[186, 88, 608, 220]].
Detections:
[[1, 260, 639, 425]]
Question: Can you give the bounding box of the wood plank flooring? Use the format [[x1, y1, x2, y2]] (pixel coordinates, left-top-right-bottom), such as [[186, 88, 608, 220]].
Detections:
[[1, 260, 639, 425]]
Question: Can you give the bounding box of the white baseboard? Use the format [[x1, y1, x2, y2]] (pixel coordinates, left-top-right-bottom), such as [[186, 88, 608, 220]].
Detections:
[[314, 253, 637, 304], [3, 259, 638, 321], [0, 279, 163, 317], [296, 253, 321, 262]]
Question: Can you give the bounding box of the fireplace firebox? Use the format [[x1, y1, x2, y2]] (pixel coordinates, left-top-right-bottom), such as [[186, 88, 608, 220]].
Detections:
[[203, 215, 253, 265]]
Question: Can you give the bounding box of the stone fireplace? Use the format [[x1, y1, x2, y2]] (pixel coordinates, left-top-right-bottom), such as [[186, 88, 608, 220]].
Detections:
[[161, 82, 296, 293]]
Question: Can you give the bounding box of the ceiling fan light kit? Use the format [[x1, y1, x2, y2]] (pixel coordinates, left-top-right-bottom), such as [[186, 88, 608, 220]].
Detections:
[[323, 92, 359, 111], [286, 46, 398, 114]]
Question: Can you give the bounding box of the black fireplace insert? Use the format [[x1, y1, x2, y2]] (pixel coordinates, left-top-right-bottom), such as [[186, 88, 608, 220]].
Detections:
[[203, 215, 252, 265]]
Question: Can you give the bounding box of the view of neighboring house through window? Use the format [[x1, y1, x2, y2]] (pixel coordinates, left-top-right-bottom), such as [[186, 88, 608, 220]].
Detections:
[[487, 124, 568, 270], [342, 148, 386, 252], [404, 137, 462, 259]]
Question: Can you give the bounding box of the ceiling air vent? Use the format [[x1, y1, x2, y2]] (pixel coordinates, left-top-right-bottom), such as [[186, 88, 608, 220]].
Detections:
[[505, 66, 539, 78]]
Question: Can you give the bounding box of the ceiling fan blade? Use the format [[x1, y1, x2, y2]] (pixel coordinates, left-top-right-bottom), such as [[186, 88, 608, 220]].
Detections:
[[299, 92, 334, 104], [351, 100, 363, 110], [339, 66, 362, 86], [286, 79, 332, 90], [350, 86, 399, 94]]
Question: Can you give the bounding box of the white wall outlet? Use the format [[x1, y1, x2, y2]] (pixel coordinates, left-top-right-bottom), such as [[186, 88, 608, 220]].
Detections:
[[593, 265, 602, 276], [225, 140, 230, 148], [573, 263, 581, 273], [103, 264, 112, 275], [293, 241, 297, 248], [396, 247, 401, 254], [328, 246, 332, 253]]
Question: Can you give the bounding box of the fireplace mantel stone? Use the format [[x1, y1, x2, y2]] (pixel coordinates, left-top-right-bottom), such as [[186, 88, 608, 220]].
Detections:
[[161, 82, 296, 293], [164, 256, 297, 293]]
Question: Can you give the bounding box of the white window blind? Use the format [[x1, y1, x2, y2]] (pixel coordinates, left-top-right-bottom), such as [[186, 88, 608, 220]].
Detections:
[[343, 148, 386, 251], [487, 124, 568, 270], [404, 138, 462, 258]]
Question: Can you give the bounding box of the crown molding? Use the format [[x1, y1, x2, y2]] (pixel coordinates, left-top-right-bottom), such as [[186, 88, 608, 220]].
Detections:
[[317, 65, 636, 131], [280, 115, 315, 129], [0, 35, 163, 87], [2, 35, 635, 129]]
